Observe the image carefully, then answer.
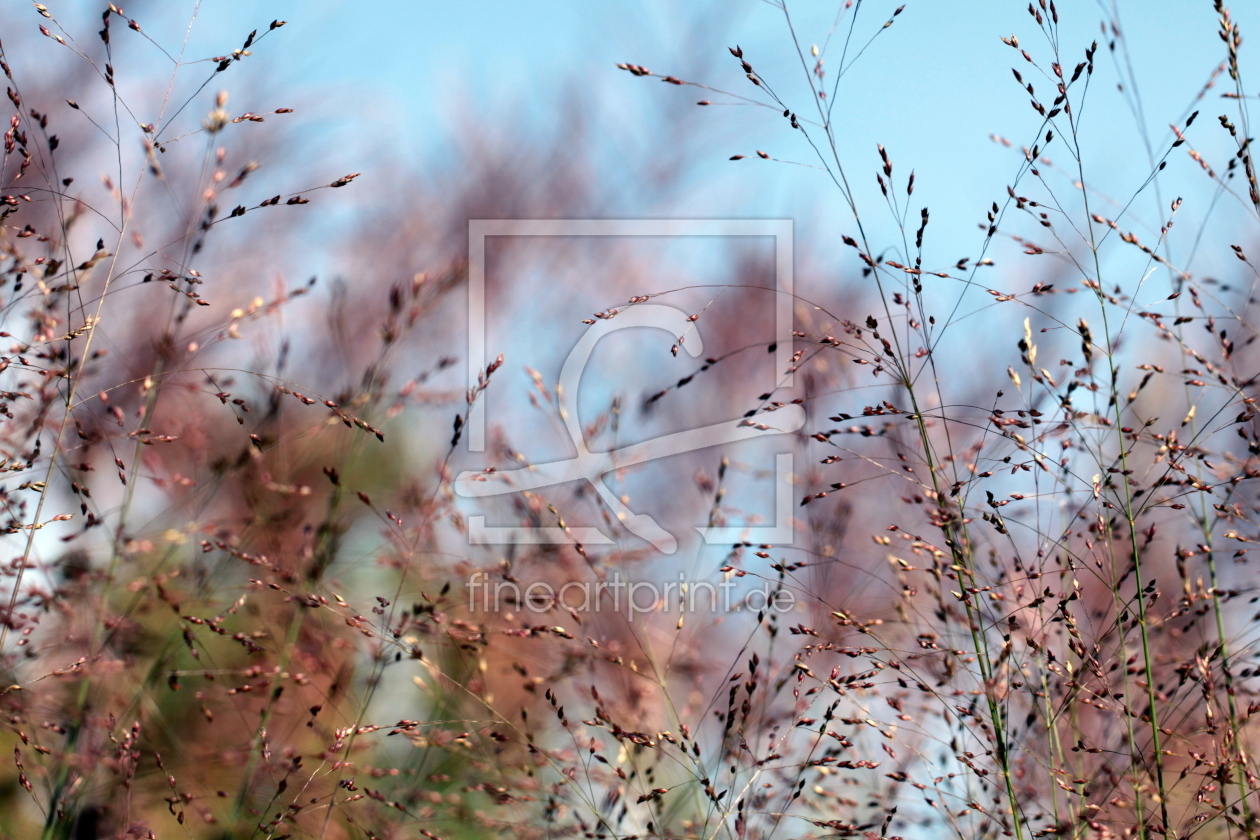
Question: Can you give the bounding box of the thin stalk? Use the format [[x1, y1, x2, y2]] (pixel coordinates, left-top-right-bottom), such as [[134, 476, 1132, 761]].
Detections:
[[1099, 291, 1173, 834]]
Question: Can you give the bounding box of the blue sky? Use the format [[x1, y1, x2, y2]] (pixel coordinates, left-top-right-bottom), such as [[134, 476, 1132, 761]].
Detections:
[[41, 0, 1238, 290], [214, 0, 1240, 229]]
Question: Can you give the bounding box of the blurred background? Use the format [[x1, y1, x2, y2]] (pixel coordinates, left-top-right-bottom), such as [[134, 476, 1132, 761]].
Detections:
[[2, 1, 1258, 837]]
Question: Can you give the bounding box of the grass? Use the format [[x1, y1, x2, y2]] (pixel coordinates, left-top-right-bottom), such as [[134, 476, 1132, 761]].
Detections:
[[3, 2, 1260, 839]]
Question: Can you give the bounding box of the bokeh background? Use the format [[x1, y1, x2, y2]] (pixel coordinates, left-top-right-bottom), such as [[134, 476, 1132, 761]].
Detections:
[[2, 1, 1259, 837]]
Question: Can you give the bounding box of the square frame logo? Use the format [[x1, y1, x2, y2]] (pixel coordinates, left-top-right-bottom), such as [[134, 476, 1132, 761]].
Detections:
[[458, 219, 799, 553]]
